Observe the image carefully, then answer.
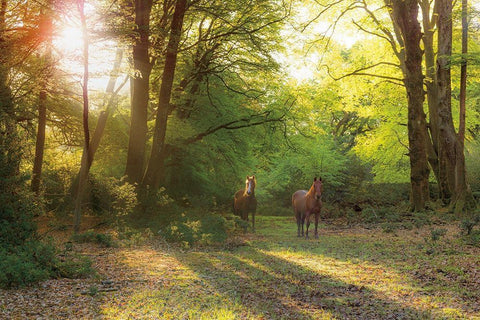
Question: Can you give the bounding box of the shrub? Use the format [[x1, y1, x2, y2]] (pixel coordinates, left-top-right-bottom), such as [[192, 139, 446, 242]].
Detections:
[[0, 188, 42, 249], [0, 241, 56, 288], [361, 207, 379, 223], [55, 253, 95, 279], [90, 176, 138, 223], [117, 227, 154, 247], [430, 228, 447, 242], [462, 230, 480, 247], [162, 212, 232, 246], [71, 230, 116, 247], [133, 187, 175, 223], [42, 168, 76, 212], [460, 213, 480, 235], [412, 211, 432, 228], [259, 205, 292, 216], [0, 142, 58, 287]]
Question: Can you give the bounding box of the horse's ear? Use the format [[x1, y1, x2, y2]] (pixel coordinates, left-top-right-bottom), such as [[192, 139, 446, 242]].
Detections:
[[319, 176, 322, 181], [314, 177, 317, 181], [246, 175, 249, 180], [252, 175, 255, 179]]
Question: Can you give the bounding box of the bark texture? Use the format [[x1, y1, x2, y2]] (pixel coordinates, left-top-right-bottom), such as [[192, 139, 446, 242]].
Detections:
[[391, 0, 429, 211]]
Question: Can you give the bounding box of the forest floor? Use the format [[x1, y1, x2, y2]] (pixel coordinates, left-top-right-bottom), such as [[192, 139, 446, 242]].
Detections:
[[1, 215, 479, 319]]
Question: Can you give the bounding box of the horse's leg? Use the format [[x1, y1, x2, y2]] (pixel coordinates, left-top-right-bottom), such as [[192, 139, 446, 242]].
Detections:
[[252, 210, 255, 233], [301, 213, 305, 237], [305, 211, 310, 240], [297, 222, 300, 237], [295, 210, 301, 237], [240, 210, 247, 233], [314, 212, 319, 239]]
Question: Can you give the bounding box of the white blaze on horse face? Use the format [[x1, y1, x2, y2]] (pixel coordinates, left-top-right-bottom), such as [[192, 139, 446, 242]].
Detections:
[[246, 178, 252, 195]]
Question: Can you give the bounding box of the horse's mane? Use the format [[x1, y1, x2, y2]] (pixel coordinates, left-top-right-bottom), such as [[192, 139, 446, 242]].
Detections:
[[306, 177, 322, 199]]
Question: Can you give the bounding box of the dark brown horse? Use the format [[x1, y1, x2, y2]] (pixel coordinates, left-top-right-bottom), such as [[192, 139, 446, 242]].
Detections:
[[233, 175, 257, 231], [292, 177, 323, 239]]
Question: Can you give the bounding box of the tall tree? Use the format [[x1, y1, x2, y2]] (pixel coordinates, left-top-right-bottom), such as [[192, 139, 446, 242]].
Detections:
[[434, 0, 473, 213], [31, 3, 54, 195], [0, 0, 17, 162], [452, 0, 471, 213], [419, 0, 449, 200], [316, 0, 476, 209], [390, 0, 429, 210], [73, 0, 91, 233], [124, 0, 154, 184], [69, 49, 126, 199], [142, 0, 188, 190]]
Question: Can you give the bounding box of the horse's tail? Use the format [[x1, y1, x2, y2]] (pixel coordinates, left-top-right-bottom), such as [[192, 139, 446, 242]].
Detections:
[[232, 194, 239, 216], [232, 197, 236, 215], [292, 192, 299, 210]]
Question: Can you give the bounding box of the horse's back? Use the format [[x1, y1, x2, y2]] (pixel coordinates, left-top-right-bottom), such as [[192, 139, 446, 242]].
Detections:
[[234, 190, 256, 211], [234, 189, 243, 200], [292, 190, 307, 212]]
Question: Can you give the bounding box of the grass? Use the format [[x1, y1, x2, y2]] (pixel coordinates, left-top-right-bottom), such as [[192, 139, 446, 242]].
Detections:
[[99, 215, 480, 319]]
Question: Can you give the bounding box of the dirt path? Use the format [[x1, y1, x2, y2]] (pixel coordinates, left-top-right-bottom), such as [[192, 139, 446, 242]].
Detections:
[[1, 216, 479, 319]]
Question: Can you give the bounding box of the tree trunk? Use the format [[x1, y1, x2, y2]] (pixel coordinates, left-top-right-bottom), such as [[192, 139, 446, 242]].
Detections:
[[69, 49, 124, 200], [125, 0, 153, 184], [31, 88, 47, 194], [31, 6, 53, 195], [89, 49, 124, 157], [74, 0, 91, 233], [452, 0, 472, 214], [436, 0, 469, 213], [391, 0, 429, 211], [419, 0, 451, 202], [142, 0, 187, 190]]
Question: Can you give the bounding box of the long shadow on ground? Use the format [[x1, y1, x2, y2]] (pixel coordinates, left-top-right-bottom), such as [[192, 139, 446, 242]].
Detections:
[[172, 243, 432, 319]]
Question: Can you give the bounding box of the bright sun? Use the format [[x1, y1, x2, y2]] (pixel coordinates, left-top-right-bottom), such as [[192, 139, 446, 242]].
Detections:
[[53, 21, 125, 92], [51, 2, 127, 93], [55, 25, 84, 54]]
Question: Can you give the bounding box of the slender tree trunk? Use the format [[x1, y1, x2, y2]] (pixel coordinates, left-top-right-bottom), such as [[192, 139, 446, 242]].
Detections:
[[453, 0, 472, 214], [458, 0, 467, 147], [125, 0, 153, 184], [436, 0, 468, 213], [392, 0, 429, 211], [436, 0, 455, 179], [31, 87, 47, 194], [420, 0, 451, 202], [69, 49, 124, 200], [74, 0, 91, 233], [31, 7, 53, 195], [142, 0, 187, 190], [89, 49, 124, 158]]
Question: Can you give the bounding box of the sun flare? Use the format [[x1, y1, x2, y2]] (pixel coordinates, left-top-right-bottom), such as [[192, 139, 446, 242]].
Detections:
[[55, 25, 84, 54]]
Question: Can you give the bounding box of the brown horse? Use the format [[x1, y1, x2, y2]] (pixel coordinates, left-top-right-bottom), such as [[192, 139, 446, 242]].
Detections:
[[233, 175, 257, 231], [292, 177, 323, 239]]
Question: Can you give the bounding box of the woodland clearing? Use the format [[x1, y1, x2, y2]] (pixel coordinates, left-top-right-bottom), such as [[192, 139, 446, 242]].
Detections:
[[1, 215, 479, 320]]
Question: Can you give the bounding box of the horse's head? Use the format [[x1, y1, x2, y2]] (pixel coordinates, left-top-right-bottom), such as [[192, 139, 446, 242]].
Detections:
[[312, 177, 323, 200], [245, 175, 256, 196]]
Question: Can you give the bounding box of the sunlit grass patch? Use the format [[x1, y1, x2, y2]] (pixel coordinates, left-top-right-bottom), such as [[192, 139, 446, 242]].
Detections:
[[98, 215, 478, 319], [101, 287, 245, 319], [253, 215, 475, 319], [101, 251, 252, 319]]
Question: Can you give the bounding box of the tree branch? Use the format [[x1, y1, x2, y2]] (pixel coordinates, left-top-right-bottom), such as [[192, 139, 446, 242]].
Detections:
[[182, 111, 286, 145], [323, 62, 404, 85]]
